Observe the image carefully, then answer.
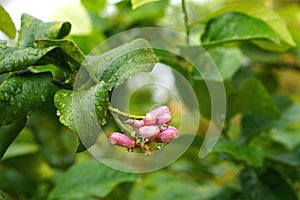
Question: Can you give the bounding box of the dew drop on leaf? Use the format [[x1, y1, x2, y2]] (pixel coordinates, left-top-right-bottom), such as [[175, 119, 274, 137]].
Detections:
[[17, 102, 23, 109], [9, 98, 16, 105], [156, 143, 165, 150], [56, 110, 61, 116], [127, 148, 134, 152]]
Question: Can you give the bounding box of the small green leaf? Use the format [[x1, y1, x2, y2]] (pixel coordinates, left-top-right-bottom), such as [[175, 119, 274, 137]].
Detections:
[[131, 0, 160, 9], [213, 140, 263, 167], [81, 0, 106, 14], [0, 72, 53, 125], [0, 118, 26, 159], [228, 78, 280, 119], [35, 39, 86, 71], [0, 5, 16, 38], [48, 160, 140, 200], [18, 14, 71, 47], [88, 38, 158, 90], [54, 81, 109, 149]]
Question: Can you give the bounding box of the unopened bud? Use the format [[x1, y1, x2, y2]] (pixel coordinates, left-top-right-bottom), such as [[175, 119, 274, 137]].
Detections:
[[124, 119, 145, 128], [156, 112, 172, 125], [138, 125, 160, 138], [149, 106, 170, 116], [143, 113, 156, 125], [156, 126, 178, 143], [108, 132, 136, 148]]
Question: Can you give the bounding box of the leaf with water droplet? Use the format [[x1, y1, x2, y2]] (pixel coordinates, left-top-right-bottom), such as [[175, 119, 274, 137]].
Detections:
[[54, 81, 109, 151], [17, 14, 71, 47], [87, 38, 158, 90], [35, 39, 86, 72], [0, 43, 73, 75], [0, 72, 52, 126]]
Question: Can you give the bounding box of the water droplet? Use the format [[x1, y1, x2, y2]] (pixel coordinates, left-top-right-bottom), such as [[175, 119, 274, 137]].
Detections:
[[97, 106, 102, 111], [62, 93, 68, 97], [60, 118, 66, 124], [101, 118, 106, 125], [95, 92, 100, 97], [69, 117, 74, 121], [89, 112, 94, 117], [105, 56, 112, 61], [127, 148, 134, 152], [13, 60, 20, 68], [67, 109, 71, 113], [6, 65, 13, 71], [56, 110, 61, 116], [34, 90, 38, 94], [156, 143, 165, 150], [26, 114, 32, 119], [95, 100, 100, 106], [28, 50, 39, 56], [220, 114, 226, 120], [40, 95, 46, 102], [23, 56, 29, 62], [17, 103, 23, 109], [61, 103, 65, 109]]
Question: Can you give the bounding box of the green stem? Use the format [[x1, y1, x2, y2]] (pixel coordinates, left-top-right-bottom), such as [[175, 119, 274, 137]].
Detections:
[[108, 106, 144, 120], [181, 0, 190, 45]]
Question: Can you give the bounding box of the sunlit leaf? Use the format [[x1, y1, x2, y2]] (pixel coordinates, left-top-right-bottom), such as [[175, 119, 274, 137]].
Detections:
[[202, 3, 295, 51], [0, 5, 16, 38], [88, 38, 158, 90], [18, 14, 71, 47]]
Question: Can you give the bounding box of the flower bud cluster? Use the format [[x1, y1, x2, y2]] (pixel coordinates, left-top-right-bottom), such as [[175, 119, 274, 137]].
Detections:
[[107, 106, 178, 154]]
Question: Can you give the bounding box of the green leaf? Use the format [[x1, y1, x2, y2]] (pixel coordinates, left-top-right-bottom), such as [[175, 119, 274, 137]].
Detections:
[[18, 14, 71, 47], [88, 38, 158, 90], [131, 0, 159, 9], [228, 78, 280, 119], [213, 140, 263, 167], [0, 118, 26, 159], [35, 39, 86, 72], [129, 171, 203, 200], [0, 42, 71, 74], [0, 5, 16, 38], [240, 167, 297, 200], [241, 97, 300, 142], [0, 72, 53, 125], [54, 81, 109, 149], [81, 0, 106, 14], [48, 160, 140, 200]]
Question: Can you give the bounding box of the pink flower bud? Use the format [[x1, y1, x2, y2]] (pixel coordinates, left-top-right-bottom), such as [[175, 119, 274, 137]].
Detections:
[[124, 119, 145, 128], [156, 112, 172, 125], [108, 132, 136, 148], [156, 126, 178, 143], [138, 125, 160, 138], [143, 113, 156, 125], [149, 106, 170, 116]]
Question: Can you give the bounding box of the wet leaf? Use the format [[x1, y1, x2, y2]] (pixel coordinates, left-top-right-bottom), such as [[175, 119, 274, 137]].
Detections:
[[0, 42, 71, 74], [48, 160, 139, 199], [0, 72, 53, 125], [54, 81, 109, 149], [0, 5, 16, 38], [35, 39, 86, 71], [88, 38, 158, 90], [18, 14, 71, 47]]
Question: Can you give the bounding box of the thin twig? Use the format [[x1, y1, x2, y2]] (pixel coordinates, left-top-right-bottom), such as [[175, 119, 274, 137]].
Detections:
[[108, 106, 144, 120], [181, 0, 190, 45]]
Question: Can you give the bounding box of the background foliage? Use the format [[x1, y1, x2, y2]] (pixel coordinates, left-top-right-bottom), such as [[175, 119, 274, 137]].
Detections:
[[0, 0, 300, 199]]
